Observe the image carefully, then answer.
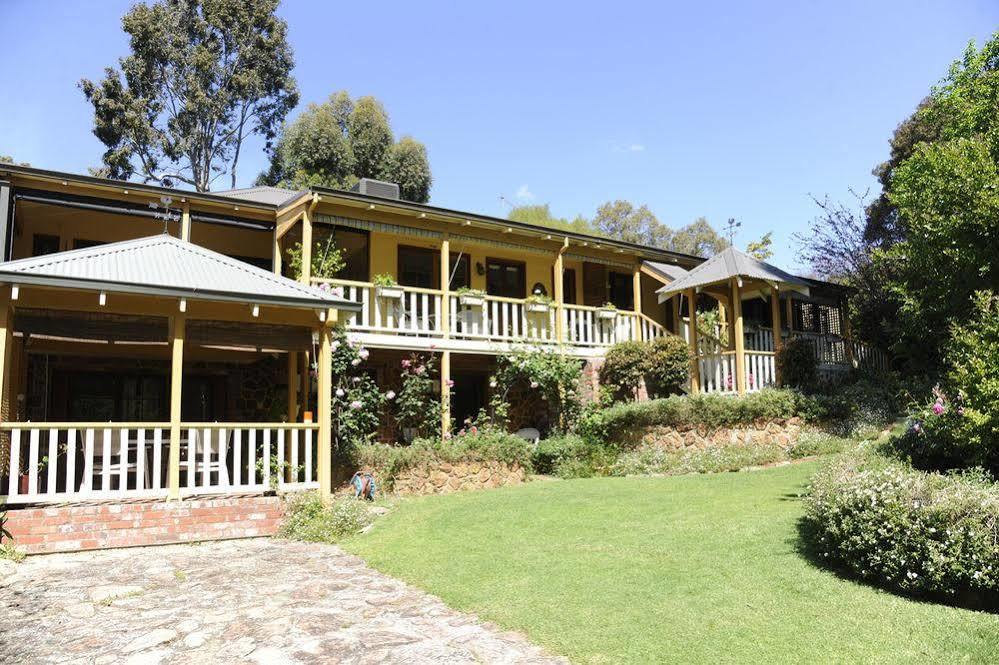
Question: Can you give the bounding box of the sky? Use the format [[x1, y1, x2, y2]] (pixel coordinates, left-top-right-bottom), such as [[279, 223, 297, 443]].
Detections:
[[1, 1, 997, 270]]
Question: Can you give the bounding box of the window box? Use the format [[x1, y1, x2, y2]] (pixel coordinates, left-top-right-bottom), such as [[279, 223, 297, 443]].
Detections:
[[376, 286, 405, 300], [526, 302, 550, 314], [597, 307, 618, 320], [459, 293, 486, 307]]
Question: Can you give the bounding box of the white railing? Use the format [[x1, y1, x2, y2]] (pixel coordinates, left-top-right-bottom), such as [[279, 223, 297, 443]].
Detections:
[[1, 422, 319, 504], [744, 351, 777, 392], [562, 306, 665, 346], [449, 294, 558, 343], [699, 351, 737, 393], [318, 279, 442, 337]]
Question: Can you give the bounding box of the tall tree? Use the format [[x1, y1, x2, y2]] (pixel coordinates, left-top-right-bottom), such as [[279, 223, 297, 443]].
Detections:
[[592, 200, 672, 247], [259, 90, 433, 202], [669, 217, 728, 256], [745, 231, 774, 261], [80, 0, 298, 191], [507, 204, 594, 235]]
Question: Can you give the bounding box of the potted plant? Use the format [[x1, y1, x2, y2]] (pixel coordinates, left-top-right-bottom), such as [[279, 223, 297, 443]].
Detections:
[[597, 302, 618, 320], [525, 293, 553, 313], [373, 273, 404, 300], [457, 287, 487, 307]]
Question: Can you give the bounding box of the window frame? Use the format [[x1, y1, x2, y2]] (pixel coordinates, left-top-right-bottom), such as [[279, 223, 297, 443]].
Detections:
[[485, 257, 527, 299]]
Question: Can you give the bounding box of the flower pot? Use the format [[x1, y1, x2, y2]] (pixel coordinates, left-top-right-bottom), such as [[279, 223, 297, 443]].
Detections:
[[597, 309, 617, 320], [376, 286, 404, 300], [459, 294, 485, 307], [526, 303, 550, 313]]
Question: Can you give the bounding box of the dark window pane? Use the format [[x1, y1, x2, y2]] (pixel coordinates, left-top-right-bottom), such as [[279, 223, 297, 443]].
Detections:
[[334, 227, 369, 282], [73, 239, 105, 250], [563, 269, 577, 304], [446, 255, 470, 289], [607, 271, 634, 310], [32, 234, 60, 256], [398, 246, 436, 288], [486, 259, 525, 298]]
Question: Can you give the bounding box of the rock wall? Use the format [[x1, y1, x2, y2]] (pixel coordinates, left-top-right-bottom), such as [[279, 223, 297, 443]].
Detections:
[[639, 418, 804, 451], [389, 461, 526, 495]]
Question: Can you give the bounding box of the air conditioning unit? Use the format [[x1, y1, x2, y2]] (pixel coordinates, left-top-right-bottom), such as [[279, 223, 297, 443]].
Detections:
[[350, 178, 400, 200]]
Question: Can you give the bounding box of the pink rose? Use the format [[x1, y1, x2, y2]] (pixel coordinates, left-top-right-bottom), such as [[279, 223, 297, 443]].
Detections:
[[349, 400, 363, 410], [932, 402, 945, 415]]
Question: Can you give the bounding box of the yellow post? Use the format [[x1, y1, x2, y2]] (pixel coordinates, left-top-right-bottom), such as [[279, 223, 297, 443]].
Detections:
[[167, 313, 186, 500], [272, 233, 282, 276], [0, 290, 13, 422], [180, 202, 191, 242], [287, 351, 298, 422], [770, 286, 783, 385], [732, 278, 746, 395], [440, 349, 451, 438], [554, 245, 565, 343], [632, 266, 642, 340], [440, 234, 450, 338], [685, 288, 700, 394], [671, 295, 681, 335], [300, 207, 313, 284], [316, 315, 335, 502]]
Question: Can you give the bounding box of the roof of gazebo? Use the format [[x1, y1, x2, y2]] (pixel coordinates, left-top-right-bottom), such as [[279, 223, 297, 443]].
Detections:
[[0, 234, 360, 311], [656, 246, 811, 302]]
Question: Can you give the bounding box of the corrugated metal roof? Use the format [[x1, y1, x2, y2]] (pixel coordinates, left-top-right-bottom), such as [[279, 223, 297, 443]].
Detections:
[[643, 260, 689, 282], [656, 246, 811, 299], [0, 234, 359, 311], [214, 186, 306, 207]]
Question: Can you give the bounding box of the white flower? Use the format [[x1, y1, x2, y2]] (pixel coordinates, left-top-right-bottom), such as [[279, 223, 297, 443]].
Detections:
[[351, 358, 361, 366], [335, 388, 345, 397], [359, 348, 370, 360], [385, 390, 396, 400]]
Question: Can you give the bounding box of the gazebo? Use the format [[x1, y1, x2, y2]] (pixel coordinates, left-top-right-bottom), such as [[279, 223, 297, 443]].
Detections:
[[656, 246, 811, 394]]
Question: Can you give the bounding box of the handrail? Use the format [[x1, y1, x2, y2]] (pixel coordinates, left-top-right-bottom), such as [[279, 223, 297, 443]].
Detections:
[[0, 421, 317, 430], [313, 277, 444, 297]]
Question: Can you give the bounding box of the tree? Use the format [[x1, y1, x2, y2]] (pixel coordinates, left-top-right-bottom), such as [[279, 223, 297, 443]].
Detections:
[[260, 90, 433, 202], [507, 204, 594, 235], [746, 232, 774, 261], [592, 200, 672, 247], [0, 156, 30, 167], [79, 0, 298, 191], [669, 217, 728, 256]]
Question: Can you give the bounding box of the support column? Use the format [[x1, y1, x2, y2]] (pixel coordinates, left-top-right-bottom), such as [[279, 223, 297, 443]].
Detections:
[[316, 315, 334, 502], [554, 248, 565, 343], [440, 350, 451, 438], [301, 352, 310, 415], [685, 288, 700, 394], [167, 314, 186, 500], [0, 290, 13, 423], [632, 266, 642, 340], [671, 295, 681, 335], [770, 286, 783, 385], [440, 234, 450, 338], [841, 296, 855, 367], [300, 207, 313, 284], [180, 202, 191, 242], [732, 278, 746, 395], [272, 233, 282, 276], [287, 351, 299, 422]]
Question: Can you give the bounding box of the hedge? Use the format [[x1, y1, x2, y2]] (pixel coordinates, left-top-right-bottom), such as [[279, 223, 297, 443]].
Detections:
[[805, 448, 999, 607]]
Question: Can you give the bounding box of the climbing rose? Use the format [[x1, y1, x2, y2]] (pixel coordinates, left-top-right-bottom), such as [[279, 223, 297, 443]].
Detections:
[[349, 400, 363, 410], [401, 359, 411, 368], [446, 379, 455, 388], [335, 388, 345, 397], [932, 402, 945, 415], [359, 348, 369, 360], [385, 390, 396, 400], [351, 358, 361, 366]]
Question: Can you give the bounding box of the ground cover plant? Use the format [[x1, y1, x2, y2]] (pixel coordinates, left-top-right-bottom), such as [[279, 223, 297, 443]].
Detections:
[[278, 491, 374, 543], [346, 463, 999, 662]]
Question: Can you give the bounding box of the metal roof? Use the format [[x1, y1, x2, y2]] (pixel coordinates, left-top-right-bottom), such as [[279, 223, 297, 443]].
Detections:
[[643, 260, 690, 282], [656, 246, 811, 301], [214, 186, 306, 207], [0, 234, 359, 311]]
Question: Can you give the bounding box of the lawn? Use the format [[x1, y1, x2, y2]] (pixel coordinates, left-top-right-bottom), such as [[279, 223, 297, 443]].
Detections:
[[345, 462, 999, 663]]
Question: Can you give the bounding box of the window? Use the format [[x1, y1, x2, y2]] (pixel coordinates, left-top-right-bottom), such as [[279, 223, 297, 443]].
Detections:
[[563, 269, 577, 304], [446, 254, 471, 290], [486, 258, 526, 298], [333, 227, 369, 282], [32, 234, 60, 256], [397, 245, 436, 288], [73, 239, 105, 250], [607, 271, 634, 310]]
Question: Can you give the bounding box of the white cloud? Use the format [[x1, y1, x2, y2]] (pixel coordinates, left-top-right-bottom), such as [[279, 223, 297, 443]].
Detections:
[[515, 184, 535, 201], [627, 143, 645, 152], [612, 142, 646, 153]]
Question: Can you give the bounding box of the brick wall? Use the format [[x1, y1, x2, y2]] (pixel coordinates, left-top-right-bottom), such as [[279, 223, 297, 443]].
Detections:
[[4, 496, 285, 555]]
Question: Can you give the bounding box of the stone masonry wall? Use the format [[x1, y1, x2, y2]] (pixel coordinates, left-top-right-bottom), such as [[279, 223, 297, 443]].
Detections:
[[639, 418, 804, 451], [390, 461, 525, 495], [4, 496, 285, 555]]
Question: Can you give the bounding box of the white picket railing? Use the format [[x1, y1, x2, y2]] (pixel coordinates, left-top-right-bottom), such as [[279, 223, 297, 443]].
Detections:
[[744, 351, 777, 392], [318, 279, 443, 337], [1, 422, 319, 504], [449, 294, 558, 343], [699, 352, 737, 393]]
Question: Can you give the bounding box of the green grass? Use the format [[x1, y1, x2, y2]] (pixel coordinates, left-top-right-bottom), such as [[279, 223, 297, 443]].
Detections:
[[345, 463, 999, 663]]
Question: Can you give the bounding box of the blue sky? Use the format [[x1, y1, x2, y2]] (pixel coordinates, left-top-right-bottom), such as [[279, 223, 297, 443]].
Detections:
[[1, 1, 996, 269]]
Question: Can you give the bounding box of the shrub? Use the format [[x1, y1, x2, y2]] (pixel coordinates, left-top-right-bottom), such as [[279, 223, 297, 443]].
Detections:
[[644, 335, 689, 398], [489, 348, 583, 433], [777, 337, 818, 390], [805, 449, 999, 606], [790, 432, 854, 459], [612, 442, 788, 476], [579, 389, 824, 449], [531, 433, 615, 478], [279, 492, 373, 543], [600, 341, 648, 400], [329, 328, 386, 452], [395, 351, 440, 440], [814, 376, 900, 438]]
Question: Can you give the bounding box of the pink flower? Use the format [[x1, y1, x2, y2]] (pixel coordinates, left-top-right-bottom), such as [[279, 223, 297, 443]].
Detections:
[[335, 388, 345, 397], [458, 429, 466, 437], [446, 379, 455, 388], [469, 426, 478, 434], [401, 359, 411, 368], [443, 431, 452, 440], [415, 366, 426, 375], [358, 348, 369, 360], [913, 422, 921, 433], [957, 407, 965, 416], [932, 402, 945, 415], [349, 400, 363, 410], [332, 286, 344, 297], [351, 358, 361, 366]]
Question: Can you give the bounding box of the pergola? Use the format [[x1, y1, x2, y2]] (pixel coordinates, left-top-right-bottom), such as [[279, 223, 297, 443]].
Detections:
[[656, 246, 811, 394], [0, 234, 359, 501]]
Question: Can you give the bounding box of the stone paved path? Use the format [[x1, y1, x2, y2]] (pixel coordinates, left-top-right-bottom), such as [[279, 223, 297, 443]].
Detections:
[[0, 538, 565, 664]]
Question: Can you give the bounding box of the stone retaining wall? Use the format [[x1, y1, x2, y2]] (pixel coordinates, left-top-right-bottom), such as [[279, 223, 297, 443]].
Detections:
[[389, 461, 525, 495], [639, 418, 804, 451], [4, 496, 285, 555]]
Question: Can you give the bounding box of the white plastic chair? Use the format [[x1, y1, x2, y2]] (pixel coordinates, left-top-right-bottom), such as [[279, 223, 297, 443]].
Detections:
[[515, 428, 541, 445], [91, 431, 151, 490], [183, 429, 231, 487]]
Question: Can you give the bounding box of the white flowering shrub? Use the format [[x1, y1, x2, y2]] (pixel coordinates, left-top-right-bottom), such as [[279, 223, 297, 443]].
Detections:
[[279, 491, 373, 543], [805, 449, 999, 605]]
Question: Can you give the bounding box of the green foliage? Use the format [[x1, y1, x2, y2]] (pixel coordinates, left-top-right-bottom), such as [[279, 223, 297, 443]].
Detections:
[[261, 90, 432, 202], [531, 434, 616, 479], [287, 235, 344, 281], [789, 432, 855, 459], [279, 492, 373, 543], [592, 200, 672, 248], [669, 217, 729, 257], [643, 335, 690, 398], [507, 204, 594, 235], [612, 442, 788, 476], [946, 291, 999, 420], [745, 231, 774, 260], [372, 273, 398, 287], [79, 0, 298, 191], [599, 341, 648, 400], [327, 328, 385, 453], [814, 376, 899, 438], [489, 348, 583, 433], [805, 449, 999, 605], [394, 352, 440, 440], [776, 337, 818, 390]]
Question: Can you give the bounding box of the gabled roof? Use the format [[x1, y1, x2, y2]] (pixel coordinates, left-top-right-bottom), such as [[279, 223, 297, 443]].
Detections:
[[214, 185, 306, 207], [0, 234, 359, 311], [657, 246, 811, 300], [643, 260, 690, 282]]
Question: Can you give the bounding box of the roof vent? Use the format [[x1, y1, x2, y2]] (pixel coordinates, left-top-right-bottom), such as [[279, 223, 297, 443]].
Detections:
[[350, 178, 400, 200]]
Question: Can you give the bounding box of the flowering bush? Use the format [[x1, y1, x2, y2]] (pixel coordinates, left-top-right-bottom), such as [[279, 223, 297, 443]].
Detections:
[[279, 491, 373, 543], [326, 327, 385, 452], [805, 448, 999, 606], [488, 347, 583, 433], [394, 351, 440, 441]]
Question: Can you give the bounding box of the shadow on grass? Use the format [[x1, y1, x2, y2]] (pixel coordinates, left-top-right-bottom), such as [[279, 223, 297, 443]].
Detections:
[[790, 516, 998, 614]]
